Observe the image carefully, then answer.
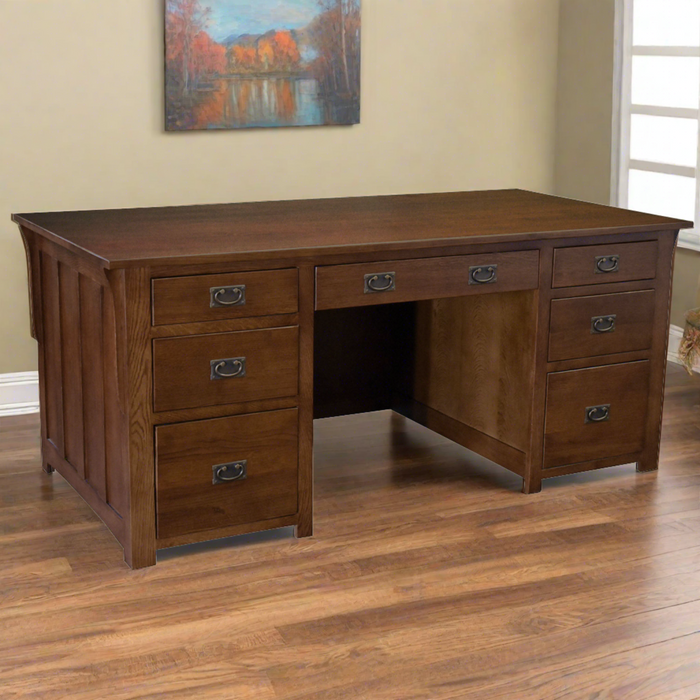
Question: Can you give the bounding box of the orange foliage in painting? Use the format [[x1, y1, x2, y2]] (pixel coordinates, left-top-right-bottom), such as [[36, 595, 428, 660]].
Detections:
[[192, 32, 227, 76], [228, 30, 301, 73]]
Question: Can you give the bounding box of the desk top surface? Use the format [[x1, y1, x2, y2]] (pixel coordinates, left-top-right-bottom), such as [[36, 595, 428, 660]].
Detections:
[[13, 189, 691, 269]]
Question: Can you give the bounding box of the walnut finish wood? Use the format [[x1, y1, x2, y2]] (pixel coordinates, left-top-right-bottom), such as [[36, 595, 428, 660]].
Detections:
[[155, 409, 299, 539], [14, 191, 686, 568], [1, 368, 700, 698], [152, 326, 299, 412], [548, 289, 656, 362], [13, 190, 690, 268], [151, 268, 298, 326], [315, 250, 539, 310], [411, 291, 537, 453], [552, 240, 658, 288], [544, 361, 651, 470]]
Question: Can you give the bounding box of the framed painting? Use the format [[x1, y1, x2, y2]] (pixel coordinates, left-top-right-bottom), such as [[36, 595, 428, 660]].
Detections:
[[165, 0, 361, 131]]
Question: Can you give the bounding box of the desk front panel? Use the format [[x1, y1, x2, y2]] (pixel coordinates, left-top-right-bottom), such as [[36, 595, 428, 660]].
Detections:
[[315, 250, 539, 310]]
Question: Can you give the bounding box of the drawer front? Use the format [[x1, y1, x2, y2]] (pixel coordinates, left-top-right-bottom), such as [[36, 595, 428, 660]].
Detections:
[[552, 241, 658, 288], [153, 327, 299, 412], [315, 251, 539, 310], [548, 290, 656, 362], [152, 268, 298, 326], [544, 361, 650, 469], [156, 409, 298, 539]]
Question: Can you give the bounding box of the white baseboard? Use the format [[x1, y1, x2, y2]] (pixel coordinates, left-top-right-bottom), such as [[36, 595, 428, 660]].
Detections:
[[668, 324, 700, 373], [0, 372, 40, 417]]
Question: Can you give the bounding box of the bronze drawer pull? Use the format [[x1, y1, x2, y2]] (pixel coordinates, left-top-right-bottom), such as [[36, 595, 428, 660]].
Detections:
[[210, 285, 246, 307], [469, 265, 498, 285], [595, 255, 619, 274], [585, 404, 610, 423], [212, 461, 247, 485], [210, 357, 246, 380], [364, 272, 396, 294], [591, 314, 616, 334]]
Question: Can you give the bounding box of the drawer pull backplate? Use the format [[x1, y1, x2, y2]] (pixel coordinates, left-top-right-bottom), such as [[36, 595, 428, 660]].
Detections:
[[210, 285, 246, 307], [364, 272, 396, 294], [469, 265, 498, 285], [585, 404, 611, 423], [212, 461, 247, 485], [210, 357, 246, 380], [595, 255, 620, 274], [591, 314, 617, 334]]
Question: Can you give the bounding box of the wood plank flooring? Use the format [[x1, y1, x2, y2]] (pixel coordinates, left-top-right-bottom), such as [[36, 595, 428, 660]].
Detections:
[[1, 365, 699, 699]]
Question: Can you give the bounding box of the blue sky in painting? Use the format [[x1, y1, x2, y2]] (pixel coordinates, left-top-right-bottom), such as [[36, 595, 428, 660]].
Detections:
[[206, 0, 320, 42]]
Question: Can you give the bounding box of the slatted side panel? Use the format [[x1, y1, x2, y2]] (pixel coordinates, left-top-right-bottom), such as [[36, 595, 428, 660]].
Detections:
[[103, 287, 128, 517], [59, 264, 85, 476], [38, 251, 127, 519], [40, 253, 64, 454], [79, 275, 107, 502]]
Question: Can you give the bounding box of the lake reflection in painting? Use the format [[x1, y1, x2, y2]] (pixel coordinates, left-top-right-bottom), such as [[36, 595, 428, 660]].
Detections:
[[165, 1, 361, 131]]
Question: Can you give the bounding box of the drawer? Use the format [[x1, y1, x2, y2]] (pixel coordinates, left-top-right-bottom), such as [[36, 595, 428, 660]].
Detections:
[[315, 251, 539, 310], [548, 290, 656, 362], [544, 361, 650, 469], [153, 326, 298, 412], [156, 409, 298, 539], [552, 241, 657, 288], [151, 269, 298, 326]]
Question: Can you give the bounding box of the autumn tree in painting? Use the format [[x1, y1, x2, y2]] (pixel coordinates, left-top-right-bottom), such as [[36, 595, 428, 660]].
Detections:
[[308, 0, 361, 111], [227, 31, 301, 73], [166, 0, 225, 94]]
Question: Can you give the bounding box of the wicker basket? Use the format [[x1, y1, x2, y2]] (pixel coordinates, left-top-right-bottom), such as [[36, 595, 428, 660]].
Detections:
[[679, 307, 700, 374]]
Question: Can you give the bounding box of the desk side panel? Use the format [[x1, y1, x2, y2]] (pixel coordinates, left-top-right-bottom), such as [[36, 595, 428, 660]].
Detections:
[[31, 243, 128, 544]]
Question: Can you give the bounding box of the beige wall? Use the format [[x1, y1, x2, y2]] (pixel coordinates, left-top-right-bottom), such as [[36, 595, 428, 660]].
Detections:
[[555, 0, 700, 327], [555, 0, 616, 205], [0, 0, 561, 374]]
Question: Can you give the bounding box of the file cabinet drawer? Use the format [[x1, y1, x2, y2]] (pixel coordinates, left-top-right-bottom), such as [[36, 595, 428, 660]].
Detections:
[[552, 241, 658, 288], [548, 290, 656, 362], [543, 361, 650, 469], [316, 251, 539, 310], [153, 327, 299, 412], [156, 409, 299, 539], [152, 268, 298, 326]]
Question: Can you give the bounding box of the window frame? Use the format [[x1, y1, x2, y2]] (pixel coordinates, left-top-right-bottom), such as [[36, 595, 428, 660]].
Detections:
[[612, 0, 700, 251]]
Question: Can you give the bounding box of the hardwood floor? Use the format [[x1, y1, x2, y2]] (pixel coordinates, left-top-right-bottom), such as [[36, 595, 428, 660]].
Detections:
[[1, 364, 699, 699]]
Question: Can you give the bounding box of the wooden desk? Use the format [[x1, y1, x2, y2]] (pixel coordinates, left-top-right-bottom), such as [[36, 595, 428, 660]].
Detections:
[[13, 190, 691, 568]]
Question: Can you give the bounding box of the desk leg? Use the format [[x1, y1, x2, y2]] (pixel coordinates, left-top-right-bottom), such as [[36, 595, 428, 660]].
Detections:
[[296, 265, 315, 539], [523, 245, 554, 496]]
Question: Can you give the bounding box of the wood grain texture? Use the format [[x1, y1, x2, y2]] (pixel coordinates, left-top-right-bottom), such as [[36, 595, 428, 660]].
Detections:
[[0, 366, 698, 699], [295, 266, 315, 539], [637, 231, 679, 473], [40, 252, 64, 456], [152, 327, 299, 413], [152, 268, 298, 325], [552, 240, 658, 288], [116, 268, 157, 569], [13, 190, 691, 268], [544, 361, 651, 469], [156, 409, 299, 539], [58, 265, 84, 476], [315, 250, 539, 310], [548, 289, 656, 362], [411, 291, 538, 452]]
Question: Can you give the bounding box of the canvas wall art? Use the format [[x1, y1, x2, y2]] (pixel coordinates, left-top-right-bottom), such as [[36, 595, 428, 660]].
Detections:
[[165, 0, 361, 131]]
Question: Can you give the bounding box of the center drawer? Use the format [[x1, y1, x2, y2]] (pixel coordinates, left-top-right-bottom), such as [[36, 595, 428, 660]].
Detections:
[[153, 326, 299, 412], [315, 251, 539, 310], [155, 409, 299, 539]]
